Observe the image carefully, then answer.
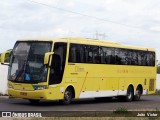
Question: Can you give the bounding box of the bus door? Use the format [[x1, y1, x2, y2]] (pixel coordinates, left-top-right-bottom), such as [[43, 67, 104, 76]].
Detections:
[[49, 42, 67, 85]]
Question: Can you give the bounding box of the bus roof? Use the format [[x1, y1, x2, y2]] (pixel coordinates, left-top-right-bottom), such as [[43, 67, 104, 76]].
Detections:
[[18, 38, 155, 52]]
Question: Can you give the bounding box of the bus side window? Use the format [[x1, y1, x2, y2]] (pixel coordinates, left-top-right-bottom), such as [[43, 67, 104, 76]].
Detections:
[[84, 45, 88, 63], [146, 52, 150, 66], [87, 46, 93, 63], [102, 47, 108, 64], [117, 49, 125, 65], [75, 44, 84, 63], [93, 46, 100, 64], [115, 48, 121, 64], [147, 52, 155, 66], [99, 47, 105, 64], [69, 44, 76, 63], [79, 45, 85, 63], [141, 52, 147, 66], [138, 51, 146, 66], [151, 52, 155, 66], [138, 52, 142, 66], [103, 47, 115, 64], [131, 50, 138, 65], [88, 52, 93, 63]]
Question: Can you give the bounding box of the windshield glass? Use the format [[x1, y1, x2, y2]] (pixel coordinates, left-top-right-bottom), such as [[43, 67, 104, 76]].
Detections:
[[8, 41, 52, 83]]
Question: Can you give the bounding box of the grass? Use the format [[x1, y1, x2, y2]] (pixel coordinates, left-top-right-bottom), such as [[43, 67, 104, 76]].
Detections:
[[114, 106, 128, 114]]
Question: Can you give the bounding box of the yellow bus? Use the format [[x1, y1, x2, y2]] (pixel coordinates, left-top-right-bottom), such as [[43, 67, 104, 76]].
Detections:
[[1, 38, 156, 104]]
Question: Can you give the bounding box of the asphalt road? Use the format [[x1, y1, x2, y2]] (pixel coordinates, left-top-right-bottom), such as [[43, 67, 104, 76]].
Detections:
[[0, 95, 160, 112]]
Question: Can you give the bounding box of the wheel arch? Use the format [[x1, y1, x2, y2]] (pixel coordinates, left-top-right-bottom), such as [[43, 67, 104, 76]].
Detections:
[[128, 84, 134, 94], [136, 84, 143, 94], [65, 85, 75, 99]]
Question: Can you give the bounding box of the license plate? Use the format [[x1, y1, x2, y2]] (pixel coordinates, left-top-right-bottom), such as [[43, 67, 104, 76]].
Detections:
[[20, 92, 27, 96]]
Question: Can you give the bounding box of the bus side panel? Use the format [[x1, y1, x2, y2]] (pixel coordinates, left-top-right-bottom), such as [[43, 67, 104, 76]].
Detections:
[[63, 63, 156, 99]]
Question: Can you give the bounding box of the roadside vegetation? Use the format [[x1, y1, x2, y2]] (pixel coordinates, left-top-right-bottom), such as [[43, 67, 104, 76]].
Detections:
[[157, 66, 160, 74], [157, 60, 160, 74], [0, 92, 8, 96], [155, 89, 160, 95], [0, 53, 1, 62], [114, 106, 128, 114]]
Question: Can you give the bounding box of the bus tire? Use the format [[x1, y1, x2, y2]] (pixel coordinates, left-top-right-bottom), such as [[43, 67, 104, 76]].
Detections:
[[29, 99, 40, 105], [125, 86, 134, 102], [60, 87, 73, 105], [134, 87, 142, 101]]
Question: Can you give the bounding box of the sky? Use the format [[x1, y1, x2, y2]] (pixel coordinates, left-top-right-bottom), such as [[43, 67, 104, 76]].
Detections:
[[0, 0, 160, 60]]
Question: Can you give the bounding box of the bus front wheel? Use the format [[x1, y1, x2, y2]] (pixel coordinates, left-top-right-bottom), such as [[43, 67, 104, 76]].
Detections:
[[60, 88, 73, 105]]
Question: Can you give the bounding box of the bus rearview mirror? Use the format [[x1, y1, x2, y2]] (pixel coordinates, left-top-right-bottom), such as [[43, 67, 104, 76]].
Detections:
[[44, 52, 54, 65], [1, 50, 12, 65]]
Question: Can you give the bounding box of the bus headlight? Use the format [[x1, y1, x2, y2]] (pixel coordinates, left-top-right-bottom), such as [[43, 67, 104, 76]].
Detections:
[[8, 83, 14, 89], [32, 85, 48, 90]]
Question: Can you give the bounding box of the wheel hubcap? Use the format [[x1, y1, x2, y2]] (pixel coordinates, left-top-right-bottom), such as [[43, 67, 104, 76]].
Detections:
[[128, 92, 132, 99], [65, 91, 71, 101], [136, 90, 140, 98]]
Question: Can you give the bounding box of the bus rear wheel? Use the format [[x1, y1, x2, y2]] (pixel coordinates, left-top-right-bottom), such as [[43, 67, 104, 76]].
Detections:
[[134, 87, 142, 101], [125, 86, 134, 102], [60, 88, 73, 105]]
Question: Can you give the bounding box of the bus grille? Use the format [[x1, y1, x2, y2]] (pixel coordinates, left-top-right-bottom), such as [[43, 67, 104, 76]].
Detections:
[[149, 79, 154, 91]]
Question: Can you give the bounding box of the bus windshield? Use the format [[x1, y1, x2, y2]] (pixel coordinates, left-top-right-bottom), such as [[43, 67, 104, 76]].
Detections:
[[8, 41, 52, 83]]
